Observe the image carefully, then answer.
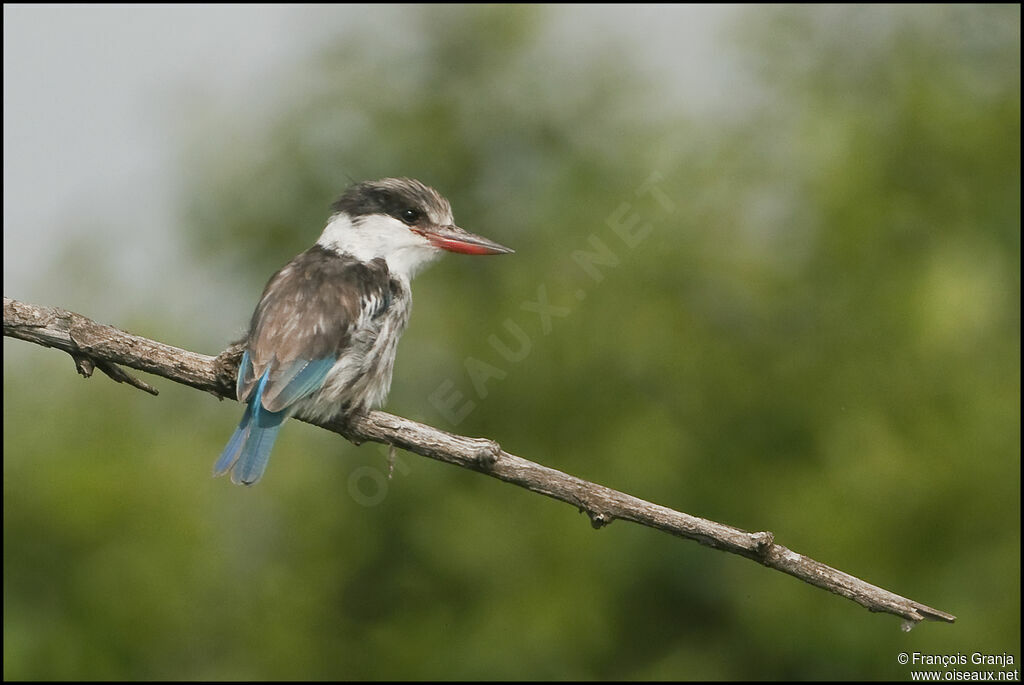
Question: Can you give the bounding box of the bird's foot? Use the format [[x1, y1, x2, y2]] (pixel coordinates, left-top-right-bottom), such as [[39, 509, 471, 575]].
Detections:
[[474, 439, 502, 469]]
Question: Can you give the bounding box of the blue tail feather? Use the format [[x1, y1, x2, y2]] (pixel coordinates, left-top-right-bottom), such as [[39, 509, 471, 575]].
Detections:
[[216, 368, 288, 486], [231, 401, 286, 485]]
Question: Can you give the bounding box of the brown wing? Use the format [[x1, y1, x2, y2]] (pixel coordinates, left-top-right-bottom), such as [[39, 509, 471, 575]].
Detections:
[[237, 245, 393, 411]]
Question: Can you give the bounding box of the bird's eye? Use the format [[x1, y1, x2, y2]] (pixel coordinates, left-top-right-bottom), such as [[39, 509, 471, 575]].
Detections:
[[400, 209, 420, 224]]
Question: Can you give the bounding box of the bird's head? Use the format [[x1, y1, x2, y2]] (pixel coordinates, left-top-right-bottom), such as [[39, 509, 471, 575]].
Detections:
[[318, 177, 513, 279]]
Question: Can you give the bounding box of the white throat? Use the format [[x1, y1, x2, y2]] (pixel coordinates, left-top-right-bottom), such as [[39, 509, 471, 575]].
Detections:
[[316, 212, 443, 280]]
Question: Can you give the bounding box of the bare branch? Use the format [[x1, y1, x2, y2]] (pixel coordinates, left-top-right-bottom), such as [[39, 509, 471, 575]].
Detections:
[[3, 296, 956, 627]]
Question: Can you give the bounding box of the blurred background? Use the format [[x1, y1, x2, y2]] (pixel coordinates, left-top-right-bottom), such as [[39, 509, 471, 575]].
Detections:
[[3, 4, 1019, 680]]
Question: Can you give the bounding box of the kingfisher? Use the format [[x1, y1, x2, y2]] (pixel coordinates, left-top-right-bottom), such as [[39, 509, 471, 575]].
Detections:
[[214, 177, 513, 485]]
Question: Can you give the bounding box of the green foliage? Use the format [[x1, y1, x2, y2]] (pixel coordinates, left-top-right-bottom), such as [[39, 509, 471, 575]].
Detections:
[[4, 5, 1019, 679]]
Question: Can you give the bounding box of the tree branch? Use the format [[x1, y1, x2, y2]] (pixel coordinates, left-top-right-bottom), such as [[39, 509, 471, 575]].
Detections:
[[3, 296, 955, 627]]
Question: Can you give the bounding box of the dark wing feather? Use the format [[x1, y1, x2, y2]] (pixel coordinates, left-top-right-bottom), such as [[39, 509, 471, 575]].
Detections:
[[237, 246, 393, 412]]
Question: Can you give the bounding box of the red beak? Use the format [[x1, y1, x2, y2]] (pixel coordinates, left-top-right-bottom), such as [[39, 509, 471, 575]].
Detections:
[[415, 224, 514, 255]]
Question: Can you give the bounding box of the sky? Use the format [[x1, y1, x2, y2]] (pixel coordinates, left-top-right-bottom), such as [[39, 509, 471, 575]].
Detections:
[[3, 4, 740, 323]]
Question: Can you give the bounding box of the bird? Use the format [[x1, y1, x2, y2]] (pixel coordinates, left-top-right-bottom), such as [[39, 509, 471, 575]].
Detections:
[[214, 177, 513, 485]]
